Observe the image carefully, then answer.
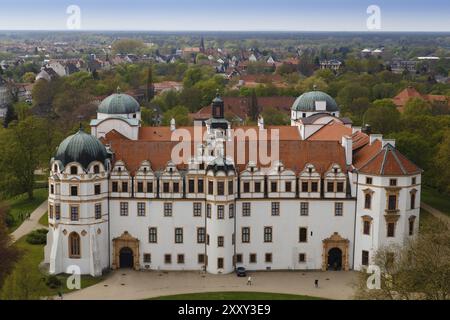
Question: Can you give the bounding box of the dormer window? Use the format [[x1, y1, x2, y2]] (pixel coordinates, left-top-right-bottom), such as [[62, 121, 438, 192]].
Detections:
[[118, 167, 122, 172], [53, 164, 58, 172], [308, 168, 312, 174], [93, 165, 100, 174], [70, 166, 78, 175], [389, 179, 397, 186]]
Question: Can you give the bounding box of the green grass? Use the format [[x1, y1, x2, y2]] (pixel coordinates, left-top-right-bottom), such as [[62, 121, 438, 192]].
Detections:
[[0, 234, 105, 299], [421, 186, 450, 216], [4, 188, 48, 232], [38, 211, 48, 227], [149, 292, 323, 300]]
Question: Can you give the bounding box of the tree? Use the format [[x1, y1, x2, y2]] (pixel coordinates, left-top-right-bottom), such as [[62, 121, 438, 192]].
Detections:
[[403, 98, 432, 117], [0, 204, 20, 289], [146, 65, 155, 102], [261, 107, 289, 125], [248, 89, 259, 122], [162, 106, 190, 126], [364, 99, 401, 134], [0, 117, 51, 199], [22, 72, 36, 83], [112, 39, 145, 55], [433, 129, 450, 194], [354, 216, 450, 300]]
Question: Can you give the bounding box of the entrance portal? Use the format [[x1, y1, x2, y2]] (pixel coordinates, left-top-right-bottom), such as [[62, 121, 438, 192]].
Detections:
[[119, 247, 134, 268], [327, 247, 342, 271]]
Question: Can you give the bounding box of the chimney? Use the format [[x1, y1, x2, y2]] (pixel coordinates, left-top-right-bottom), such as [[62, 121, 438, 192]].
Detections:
[[369, 134, 383, 145], [382, 139, 396, 148], [352, 126, 362, 134], [341, 135, 353, 166], [257, 115, 264, 130], [170, 118, 176, 132]]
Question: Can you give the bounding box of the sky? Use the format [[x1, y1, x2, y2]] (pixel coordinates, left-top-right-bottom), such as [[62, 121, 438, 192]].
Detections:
[[0, 0, 449, 32]]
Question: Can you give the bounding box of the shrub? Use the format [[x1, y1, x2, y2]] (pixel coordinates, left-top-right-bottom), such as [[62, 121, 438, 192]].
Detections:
[[45, 275, 62, 289], [26, 229, 48, 245]]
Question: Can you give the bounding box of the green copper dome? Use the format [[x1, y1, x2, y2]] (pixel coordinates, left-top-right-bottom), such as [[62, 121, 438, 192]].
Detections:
[[98, 90, 140, 114], [292, 91, 338, 112], [54, 129, 109, 169]]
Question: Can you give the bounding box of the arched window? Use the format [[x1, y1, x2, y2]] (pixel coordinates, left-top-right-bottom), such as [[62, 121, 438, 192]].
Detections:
[[410, 193, 416, 210], [364, 193, 372, 209], [93, 165, 100, 174], [69, 232, 81, 258], [53, 164, 58, 172], [70, 166, 78, 175]]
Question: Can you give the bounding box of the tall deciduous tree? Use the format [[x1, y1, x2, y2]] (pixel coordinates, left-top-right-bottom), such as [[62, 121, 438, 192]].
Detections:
[[0, 204, 20, 289]]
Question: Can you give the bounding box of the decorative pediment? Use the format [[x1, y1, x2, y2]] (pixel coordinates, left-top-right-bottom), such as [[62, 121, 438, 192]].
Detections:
[[323, 232, 349, 244], [113, 231, 139, 243]]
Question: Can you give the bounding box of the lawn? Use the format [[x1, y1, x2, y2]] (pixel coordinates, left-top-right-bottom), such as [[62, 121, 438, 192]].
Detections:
[[149, 292, 323, 300], [38, 211, 48, 227], [421, 186, 450, 216], [4, 188, 48, 232], [0, 234, 106, 299]]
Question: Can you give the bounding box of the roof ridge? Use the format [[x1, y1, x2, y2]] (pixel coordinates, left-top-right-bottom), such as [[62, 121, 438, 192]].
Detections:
[[357, 143, 384, 172], [379, 147, 389, 175], [389, 146, 407, 175]]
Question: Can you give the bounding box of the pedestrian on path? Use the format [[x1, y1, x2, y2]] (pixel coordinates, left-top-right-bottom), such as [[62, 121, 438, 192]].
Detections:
[[247, 276, 252, 285], [314, 279, 319, 288]]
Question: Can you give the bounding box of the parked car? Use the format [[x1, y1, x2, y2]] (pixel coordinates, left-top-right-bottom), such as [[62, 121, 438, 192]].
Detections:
[[236, 266, 246, 277]]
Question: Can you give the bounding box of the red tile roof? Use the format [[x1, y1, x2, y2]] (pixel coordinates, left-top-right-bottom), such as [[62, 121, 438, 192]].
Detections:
[[392, 87, 449, 112]]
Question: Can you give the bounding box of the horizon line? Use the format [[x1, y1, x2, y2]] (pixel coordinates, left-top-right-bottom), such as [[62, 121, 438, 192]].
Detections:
[[1, 29, 450, 33]]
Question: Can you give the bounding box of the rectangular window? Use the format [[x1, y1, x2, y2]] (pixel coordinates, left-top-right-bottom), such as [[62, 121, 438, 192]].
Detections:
[[299, 253, 306, 263], [208, 181, 213, 195], [217, 205, 224, 219], [242, 227, 250, 243], [149, 227, 157, 243], [122, 182, 128, 193], [285, 181, 292, 192], [229, 204, 234, 218], [362, 250, 369, 266], [70, 206, 79, 221], [94, 184, 101, 195], [410, 193, 416, 210], [175, 228, 183, 244], [301, 181, 308, 192], [409, 219, 414, 236], [265, 253, 272, 263], [412, 177, 416, 185], [387, 222, 395, 237], [193, 202, 202, 217], [163, 182, 169, 193], [147, 182, 153, 193], [311, 182, 318, 192], [120, 202, 128, 216], [137, 182, 144, 193], [228, 181, 233, 195], [198, 179, 204, 193], [249, 253, 257, 263], [173, 182, 179, 193], [217, 182, 225, 195], [365, 194, 372, 209], [389, 179, 397, 186], [112, 181, 118, 192], [188, 179, 195, 193], [70, 186, 78, 196], [254, 182, 261, 193], [335, 202, 343, 216], [327, 182, 334, 192], [271, 202, 280, 216], [95, 203, 101, 219], [177, 254, 184, 264], [198, 254, 205, 264], [388, 195, 397, 211], [50, 184, 54, 194], [270, 181, 277, 192], [164, 254, 171, 264], [137, 202, 145, 216], [49, 204, 54, 219], [235, 254, 243, 264], [164, 203, 172, 216], [217, 236, 224, 247], [363, 220, 371, 235], [217, 257, 224, 269], [300, 202, 309, 216], [366, 177, 373, 185], [337, 182, 344, 193], [299, 227, 307, 243], [207, 204, 211, 218], [55, 204, 60, 220], [143, 253, 151, 263], [197, 227, 205, 243], [264, 227, 272, 243], [242, 202, 251, 216], [243, 182, 250, 193]]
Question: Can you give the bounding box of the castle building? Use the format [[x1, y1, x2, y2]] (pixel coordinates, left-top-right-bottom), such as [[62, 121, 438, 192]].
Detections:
[[45, 89, 422, 276]]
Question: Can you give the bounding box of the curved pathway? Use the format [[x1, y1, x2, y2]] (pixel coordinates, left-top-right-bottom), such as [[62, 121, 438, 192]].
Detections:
[[421, 202, 450, 224], [64, 269, 357, 300], [10, 200, 48, 243]]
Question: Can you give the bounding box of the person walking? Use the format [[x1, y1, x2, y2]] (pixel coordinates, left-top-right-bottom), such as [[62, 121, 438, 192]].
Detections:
[[247, 276, 252, 286], [314, 279, 319, 288]]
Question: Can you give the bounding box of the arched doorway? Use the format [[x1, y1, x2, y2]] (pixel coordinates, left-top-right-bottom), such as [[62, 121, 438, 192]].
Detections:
[[119, 247, 134, 268], [327, 248, 342, 271]]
